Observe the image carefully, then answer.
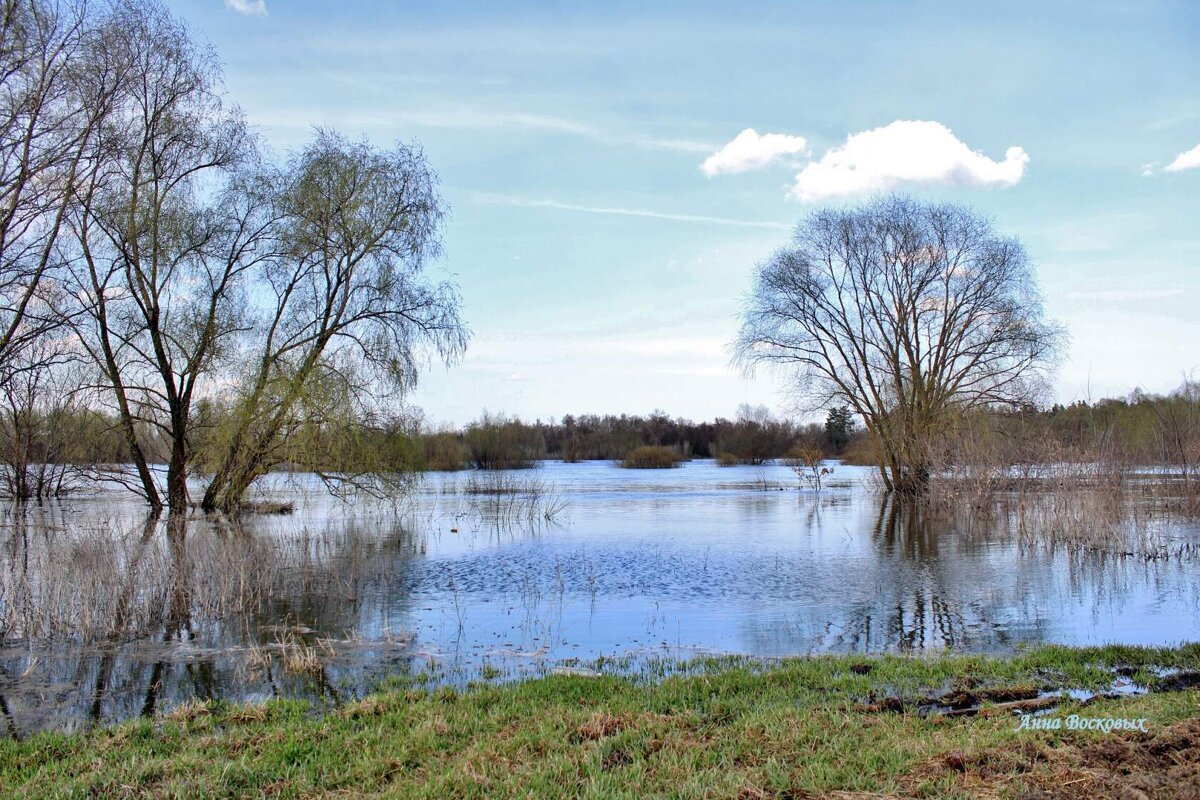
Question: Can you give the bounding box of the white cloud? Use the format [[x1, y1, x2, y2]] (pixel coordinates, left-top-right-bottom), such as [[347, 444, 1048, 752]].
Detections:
[[1165, 142, 1200, 172], [224, 0, 267, 16], [1068, 288, 1184, 302], [251, 105, 714, 154], [472, 193, 792, 230], [788, 120, 1029, 201], [350, 107, 713, 153], [701, 128, 808, 176]]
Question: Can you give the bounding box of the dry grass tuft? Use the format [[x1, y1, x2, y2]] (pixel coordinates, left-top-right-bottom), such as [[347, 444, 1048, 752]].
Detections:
[[576, 712, 633, 741], [276, 633, 322, 676], [225, 703, 268, 725], [164, 699, 214, 724]]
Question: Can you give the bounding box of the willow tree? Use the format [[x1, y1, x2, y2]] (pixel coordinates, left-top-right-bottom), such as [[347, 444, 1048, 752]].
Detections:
[[735, 195, 1064, 494], [199, 131, 467, 514], [65, 1, 270, 514]]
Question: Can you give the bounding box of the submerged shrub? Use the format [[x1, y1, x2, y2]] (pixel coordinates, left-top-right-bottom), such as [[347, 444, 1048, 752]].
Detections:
[[782, 445, 832, 491], [621, 445, 682, 469], [420, 430, 469, 471], [463, 412, 545, 469]]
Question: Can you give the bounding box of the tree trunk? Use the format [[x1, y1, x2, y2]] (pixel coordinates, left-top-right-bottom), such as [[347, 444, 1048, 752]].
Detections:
[[166, 424, 190, 516]]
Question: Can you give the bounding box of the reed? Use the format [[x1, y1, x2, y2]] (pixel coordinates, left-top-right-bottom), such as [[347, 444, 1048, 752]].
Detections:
[[449, 471, 568, 526]]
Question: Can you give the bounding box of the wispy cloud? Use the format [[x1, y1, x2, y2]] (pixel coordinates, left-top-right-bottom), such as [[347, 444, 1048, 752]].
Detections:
[[461, 333, 734, 374], [403, 108, 595, 136], [224, 0, 267, 16], [701, 128, 808, 176], [1068, 288, 1185, 302], [472, 193, 792, 230], [789, 120, 1028, 201], [398, 107, 712, 153], [246, 105, 714, 154], [1165, 142, 1200, 173], [1146, 106, 1200, 133]]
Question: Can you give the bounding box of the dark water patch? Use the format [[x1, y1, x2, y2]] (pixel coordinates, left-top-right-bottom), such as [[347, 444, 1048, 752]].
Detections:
[[1156, 670, 1200, 692]]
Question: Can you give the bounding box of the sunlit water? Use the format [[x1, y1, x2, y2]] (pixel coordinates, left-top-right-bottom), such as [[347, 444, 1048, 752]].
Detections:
[[1, 460, 1198, 734]]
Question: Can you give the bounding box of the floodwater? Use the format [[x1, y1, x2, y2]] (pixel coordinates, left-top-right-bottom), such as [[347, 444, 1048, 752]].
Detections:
[[1, 460, 1198, 735]]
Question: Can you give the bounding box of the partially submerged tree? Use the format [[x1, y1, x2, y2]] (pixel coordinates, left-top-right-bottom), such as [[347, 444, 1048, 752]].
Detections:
[[1151, 378, 1200, 492], [713, 403, 794, 465], [736, 195, 1064, 494], [462, 411, 545, 470], [0, 0, 113, 499], [199, 131, 466, 513], [66, 1, 268, 514]]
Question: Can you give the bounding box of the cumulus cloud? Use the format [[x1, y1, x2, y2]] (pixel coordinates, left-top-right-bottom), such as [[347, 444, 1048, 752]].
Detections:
[[224, 0, 267, 16], [700, 128, 809, 176], [788, 120, 1028, 201], [1165, 143, 1200, 172]]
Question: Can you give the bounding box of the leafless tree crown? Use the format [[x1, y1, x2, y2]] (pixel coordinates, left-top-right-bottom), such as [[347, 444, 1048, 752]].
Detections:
[[736, 195, 1065, 492]]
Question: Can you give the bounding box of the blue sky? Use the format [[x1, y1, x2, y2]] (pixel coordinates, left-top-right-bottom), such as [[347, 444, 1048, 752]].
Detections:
[[174, 0, 1200, 425]]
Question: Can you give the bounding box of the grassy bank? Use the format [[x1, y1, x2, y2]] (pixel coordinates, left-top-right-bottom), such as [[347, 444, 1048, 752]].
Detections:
[[3, 645, 1199, 798]]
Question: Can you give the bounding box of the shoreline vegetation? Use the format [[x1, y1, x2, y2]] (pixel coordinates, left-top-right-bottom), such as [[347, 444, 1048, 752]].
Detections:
[[2, 644, 1198, 798], [11, 382, 1200, 484]]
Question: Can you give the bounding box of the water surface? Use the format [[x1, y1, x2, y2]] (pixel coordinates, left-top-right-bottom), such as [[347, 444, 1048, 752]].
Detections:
[[2, 460, 1198, 735]]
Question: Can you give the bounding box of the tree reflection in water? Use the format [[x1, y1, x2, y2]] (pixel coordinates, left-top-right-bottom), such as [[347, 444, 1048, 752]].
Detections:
[[2, 463, 1198, 735], [0, 509, 425, 735]]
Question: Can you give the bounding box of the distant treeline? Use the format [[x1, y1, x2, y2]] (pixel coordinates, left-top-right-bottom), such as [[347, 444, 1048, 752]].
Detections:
[[1, 403, 861, 487], [415, 405, 864, 471], [418, 384, 1200, 475], [6, 384, 1199, 487]]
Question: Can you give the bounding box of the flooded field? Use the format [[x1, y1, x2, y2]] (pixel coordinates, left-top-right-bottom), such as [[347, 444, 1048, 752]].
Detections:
[[2, 460, 1199, 735]]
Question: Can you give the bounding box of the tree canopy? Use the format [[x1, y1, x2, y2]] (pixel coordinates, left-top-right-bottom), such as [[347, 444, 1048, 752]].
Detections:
[[736, 195, 1065, 493]]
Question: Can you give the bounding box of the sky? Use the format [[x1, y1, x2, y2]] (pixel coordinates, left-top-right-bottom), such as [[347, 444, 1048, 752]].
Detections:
[[172, 0, 1200, 426]]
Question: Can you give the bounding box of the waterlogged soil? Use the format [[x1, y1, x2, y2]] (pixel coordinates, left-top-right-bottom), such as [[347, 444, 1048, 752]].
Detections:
[[852, 665, 1200, 721], [914, 718, 1200, 799], [2, 460, 1200, 734]]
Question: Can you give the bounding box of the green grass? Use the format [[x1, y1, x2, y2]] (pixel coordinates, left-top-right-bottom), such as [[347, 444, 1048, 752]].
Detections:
[[3, 644, 1199, 798]]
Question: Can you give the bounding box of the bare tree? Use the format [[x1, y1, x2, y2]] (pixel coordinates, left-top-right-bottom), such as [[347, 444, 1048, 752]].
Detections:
[[64, 0, 268, 514], [0, 0, 99, 368], [712, 403, 794, 465], [735, 195, 1064, 494], [199, 130, 467, 514], [0, 1, 127, 502]]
